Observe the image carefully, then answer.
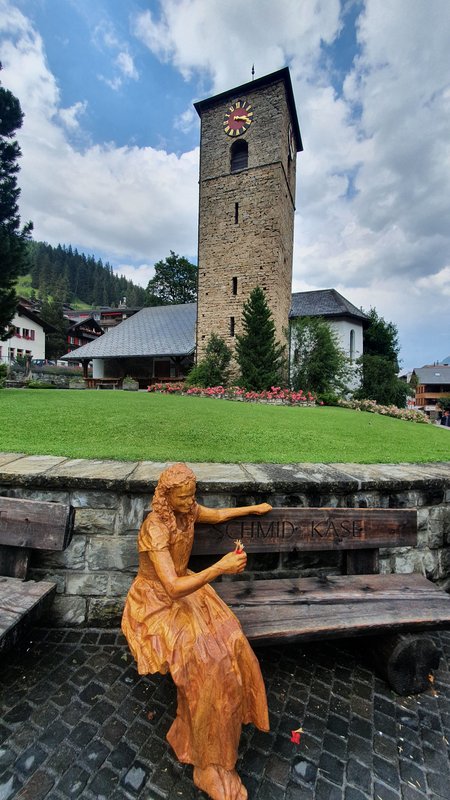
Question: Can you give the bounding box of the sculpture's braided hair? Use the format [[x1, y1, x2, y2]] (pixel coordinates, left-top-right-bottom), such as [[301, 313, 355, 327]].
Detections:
[[151, 463, 197, 536]]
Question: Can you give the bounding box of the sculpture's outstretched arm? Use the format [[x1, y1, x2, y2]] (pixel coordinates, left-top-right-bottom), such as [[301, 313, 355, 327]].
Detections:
[[196, 502, 272, 525], [150, 546, 247, 601]]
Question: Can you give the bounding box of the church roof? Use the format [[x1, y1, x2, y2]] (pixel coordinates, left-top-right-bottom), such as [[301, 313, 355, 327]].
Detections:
[[194, 67, 303, 152], [61, 303, 196, 360], [290, 289, 368, 324]]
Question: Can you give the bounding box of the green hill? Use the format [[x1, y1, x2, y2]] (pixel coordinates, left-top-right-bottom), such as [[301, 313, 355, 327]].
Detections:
[[24, 240, 147, 308]]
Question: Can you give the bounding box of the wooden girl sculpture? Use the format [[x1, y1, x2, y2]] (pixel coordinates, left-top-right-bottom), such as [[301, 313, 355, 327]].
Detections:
[[122, 463, 271, 800]]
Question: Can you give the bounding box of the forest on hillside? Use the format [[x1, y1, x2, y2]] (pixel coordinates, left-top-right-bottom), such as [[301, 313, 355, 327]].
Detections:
[[26, 240, 147, 308]]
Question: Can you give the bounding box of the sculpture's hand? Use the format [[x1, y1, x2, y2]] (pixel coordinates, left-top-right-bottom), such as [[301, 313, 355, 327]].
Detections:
[[252, 503, 272, 515], [217, 551, 247, 575]]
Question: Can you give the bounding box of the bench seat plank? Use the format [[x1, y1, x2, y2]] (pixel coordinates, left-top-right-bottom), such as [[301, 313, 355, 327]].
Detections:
[[215, 574, 450, 645], [0, 577, 56, 655]]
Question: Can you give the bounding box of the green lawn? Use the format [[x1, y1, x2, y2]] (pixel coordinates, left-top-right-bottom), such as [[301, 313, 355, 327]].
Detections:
[[1, 389, 449, 463]]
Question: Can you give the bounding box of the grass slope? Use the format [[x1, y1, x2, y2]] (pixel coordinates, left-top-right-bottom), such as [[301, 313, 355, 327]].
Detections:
[[15, 274, 91, 309], [1, 390, 449, 463]]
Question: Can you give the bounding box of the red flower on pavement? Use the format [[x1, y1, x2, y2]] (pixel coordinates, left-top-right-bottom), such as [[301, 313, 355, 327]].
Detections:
[[290, 727, 303, 744]]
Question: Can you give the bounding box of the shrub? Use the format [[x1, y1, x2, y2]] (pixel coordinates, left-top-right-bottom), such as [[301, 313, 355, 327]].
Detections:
[[316, 391, 340, 406], [186, 334, 232, 388], [27, 380, 58, 389], [338, 397, 430, 423]]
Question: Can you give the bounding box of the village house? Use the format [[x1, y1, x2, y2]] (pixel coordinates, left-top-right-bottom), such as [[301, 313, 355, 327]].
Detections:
[[0, 300, 54, 366]]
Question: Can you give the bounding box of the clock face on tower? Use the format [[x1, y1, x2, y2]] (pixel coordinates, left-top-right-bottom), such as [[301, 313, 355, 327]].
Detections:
[[223, 99, 253, 136]]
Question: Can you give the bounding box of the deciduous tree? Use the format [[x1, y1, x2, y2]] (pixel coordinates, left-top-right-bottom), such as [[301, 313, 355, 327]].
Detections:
[[355, 308, 409, 406], [290, 316, 350, 396], [145, 251, 197, 306]]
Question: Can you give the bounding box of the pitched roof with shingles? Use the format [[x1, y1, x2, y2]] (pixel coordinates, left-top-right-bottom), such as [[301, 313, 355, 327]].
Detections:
[[289, 289, 368, 323], [413, 366, 450, 384], [61, 303, 196, 360]]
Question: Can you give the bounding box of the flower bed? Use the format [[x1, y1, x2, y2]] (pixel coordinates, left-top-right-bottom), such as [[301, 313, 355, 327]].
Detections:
[[338, 398, 430, 423], [147, 383, 316, 405]]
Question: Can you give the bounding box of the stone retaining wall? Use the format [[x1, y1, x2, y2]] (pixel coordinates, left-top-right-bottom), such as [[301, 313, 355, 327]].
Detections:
[[1, 453, 450, 627]]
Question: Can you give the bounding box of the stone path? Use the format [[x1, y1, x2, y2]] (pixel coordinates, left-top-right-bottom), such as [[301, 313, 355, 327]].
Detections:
[[1, 628, 450, 799]]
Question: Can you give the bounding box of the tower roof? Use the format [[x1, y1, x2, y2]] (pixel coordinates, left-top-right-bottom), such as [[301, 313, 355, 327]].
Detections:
[[194, 67, 302, 152]]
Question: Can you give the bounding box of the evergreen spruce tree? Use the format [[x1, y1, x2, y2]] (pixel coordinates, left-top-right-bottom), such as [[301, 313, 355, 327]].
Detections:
[[235, 286, 286, 390], [0, 65, 33, 339]]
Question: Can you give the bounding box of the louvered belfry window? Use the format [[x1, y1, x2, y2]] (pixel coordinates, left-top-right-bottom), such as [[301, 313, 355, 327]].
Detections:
[[230, 140, 248, 172]]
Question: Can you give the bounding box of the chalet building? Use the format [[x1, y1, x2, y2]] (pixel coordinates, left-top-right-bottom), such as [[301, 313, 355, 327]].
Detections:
[[65, 316, 104, 353], [62, 304, 196, 388], [67, 305, 140, 333], [0, 301, 54, 365], [412, 366, 450, 414]]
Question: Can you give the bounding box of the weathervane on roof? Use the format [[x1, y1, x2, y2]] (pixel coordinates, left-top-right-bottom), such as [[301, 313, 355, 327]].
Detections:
[[251, 64, 255, 80]]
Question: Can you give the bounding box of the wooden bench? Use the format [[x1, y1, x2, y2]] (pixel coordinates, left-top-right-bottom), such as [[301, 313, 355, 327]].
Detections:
[[194, 507, 450, 695], [85, 378, 123, 389], [0, 497, 74, 655]]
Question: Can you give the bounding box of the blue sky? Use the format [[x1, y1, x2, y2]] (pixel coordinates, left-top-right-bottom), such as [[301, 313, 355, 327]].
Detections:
[[1, 0, 449, 370]]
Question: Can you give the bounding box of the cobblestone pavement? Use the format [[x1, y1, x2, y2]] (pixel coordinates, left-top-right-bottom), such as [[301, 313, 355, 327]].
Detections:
[[1, 629, 450, 800]]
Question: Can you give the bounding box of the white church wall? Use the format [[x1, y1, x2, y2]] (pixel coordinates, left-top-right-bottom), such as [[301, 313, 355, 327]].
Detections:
[[289, 316, 364, 393]]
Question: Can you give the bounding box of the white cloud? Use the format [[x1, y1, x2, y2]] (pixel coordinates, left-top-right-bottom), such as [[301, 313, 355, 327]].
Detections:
[[113, 263, 155, 287], [116, 51, 139, 81], [174, 105, 196, 132], [133, 0, 341, 90], [58, 100, 87, 131], [93, 17, 139, 89], [0, 3, 198, 264]]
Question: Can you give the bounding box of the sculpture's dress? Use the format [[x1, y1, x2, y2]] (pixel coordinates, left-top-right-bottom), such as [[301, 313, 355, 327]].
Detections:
[[121, 507, 269, 770]]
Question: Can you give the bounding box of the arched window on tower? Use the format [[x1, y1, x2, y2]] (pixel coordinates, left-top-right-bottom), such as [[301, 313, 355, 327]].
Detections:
[[349, 329, 355, 363], [230, 140, 248, 173]]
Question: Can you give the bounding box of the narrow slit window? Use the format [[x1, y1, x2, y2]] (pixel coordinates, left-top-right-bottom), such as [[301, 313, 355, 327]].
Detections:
[[232, 277, 237, 295], [230, 316, 235, 336], [235, 202, 239, 224], [349, 329, 355, 363]]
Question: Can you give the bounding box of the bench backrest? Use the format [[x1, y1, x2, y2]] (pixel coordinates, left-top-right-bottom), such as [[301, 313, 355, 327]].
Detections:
[[193, 507, 417, 576], [0, 497, 74, 579]]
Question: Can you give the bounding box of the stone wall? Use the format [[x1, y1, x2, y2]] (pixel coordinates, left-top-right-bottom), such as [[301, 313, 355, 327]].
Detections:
[[1, 453, 450, 627]]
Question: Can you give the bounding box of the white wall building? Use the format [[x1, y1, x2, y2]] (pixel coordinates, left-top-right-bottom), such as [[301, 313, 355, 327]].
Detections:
[[0, 302, 48, 365]]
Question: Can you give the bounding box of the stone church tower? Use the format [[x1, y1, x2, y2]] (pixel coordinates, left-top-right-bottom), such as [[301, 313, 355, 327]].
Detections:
[[194, 67, 302, 360]]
